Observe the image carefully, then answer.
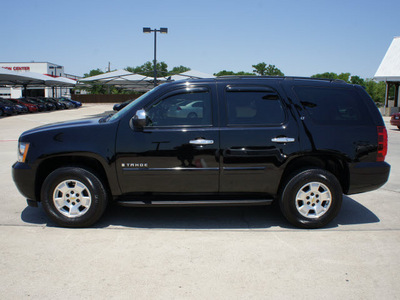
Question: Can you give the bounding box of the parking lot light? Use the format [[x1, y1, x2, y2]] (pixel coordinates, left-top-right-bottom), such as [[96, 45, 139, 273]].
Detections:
[[142, 27, 168, 87]]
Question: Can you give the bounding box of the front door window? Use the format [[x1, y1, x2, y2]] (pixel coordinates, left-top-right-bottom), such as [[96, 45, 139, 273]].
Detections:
[[146, 90, 212, 127]]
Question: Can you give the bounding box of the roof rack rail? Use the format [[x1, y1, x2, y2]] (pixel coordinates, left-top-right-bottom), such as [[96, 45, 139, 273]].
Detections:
[[216, 75, 347, 83]]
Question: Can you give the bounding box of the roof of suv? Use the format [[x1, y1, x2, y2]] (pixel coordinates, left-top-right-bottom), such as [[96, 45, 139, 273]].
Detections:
[[174, 76, 349, 87]]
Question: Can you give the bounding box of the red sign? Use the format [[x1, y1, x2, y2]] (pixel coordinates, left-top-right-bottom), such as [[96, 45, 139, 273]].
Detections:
[[2, 66, 31, 71]]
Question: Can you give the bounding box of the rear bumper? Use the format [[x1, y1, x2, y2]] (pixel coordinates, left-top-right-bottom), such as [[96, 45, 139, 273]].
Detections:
[[347, 161, 390, 195]]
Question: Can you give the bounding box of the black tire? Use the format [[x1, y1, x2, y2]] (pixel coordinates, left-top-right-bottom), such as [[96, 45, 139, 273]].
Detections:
[[0, 109, 3, 116], [397, 126, 400, 130], [187, 112, 198, 118], [279, 169, 342, 229], [41, 167, 108, 227]]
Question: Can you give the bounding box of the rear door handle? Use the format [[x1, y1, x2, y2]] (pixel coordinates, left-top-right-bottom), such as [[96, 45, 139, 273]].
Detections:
[[190, 139, 214, 145], [271, 137, 295, 143]]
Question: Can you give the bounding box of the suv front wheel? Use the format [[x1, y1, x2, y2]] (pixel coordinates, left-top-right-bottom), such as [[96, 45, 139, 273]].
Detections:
[[279, 169, 342, 228], [41, 167, 108, 227]]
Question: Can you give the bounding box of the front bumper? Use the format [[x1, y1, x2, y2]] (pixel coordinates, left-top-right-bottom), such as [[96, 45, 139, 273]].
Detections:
[[12, 162, 37, 201], [390, 116, 400, 127]]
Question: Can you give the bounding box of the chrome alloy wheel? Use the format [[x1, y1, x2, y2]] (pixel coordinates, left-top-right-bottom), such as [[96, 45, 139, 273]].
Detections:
[[53, 180, 92, 218], [295, 182, 332, 218]]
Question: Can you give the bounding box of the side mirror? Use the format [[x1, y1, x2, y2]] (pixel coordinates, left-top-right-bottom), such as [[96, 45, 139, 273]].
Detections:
[[131, 109, 147, 129]]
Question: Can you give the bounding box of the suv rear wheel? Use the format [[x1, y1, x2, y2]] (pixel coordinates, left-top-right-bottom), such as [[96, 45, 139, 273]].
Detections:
[[41, 167, 108, 227], [279, 169, 342, 228]]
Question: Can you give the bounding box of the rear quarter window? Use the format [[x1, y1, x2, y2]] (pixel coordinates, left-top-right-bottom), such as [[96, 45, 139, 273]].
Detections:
[[293, 86, 372, 126]]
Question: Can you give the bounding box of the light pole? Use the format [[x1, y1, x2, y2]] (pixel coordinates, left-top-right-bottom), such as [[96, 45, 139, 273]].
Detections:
[[143, 27, 168, 87]]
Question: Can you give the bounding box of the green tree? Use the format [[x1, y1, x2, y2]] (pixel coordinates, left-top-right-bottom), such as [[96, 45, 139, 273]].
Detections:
[[125, 61, 169, 77], [170, 65, 191, 75], [125, 66, 142, 74], [252, 62, 267, 75], [214, 70, 254, 76], [350, 75, 365, 86], [214, 70, 236, 76], [311, 72, 352, 83], [338, 73, 351, 83], [265, 64, 284, 76], [311, 72, 339, 80], [365, 79, 386, 107], [252, 63, 284, 76], [83, 68, 104, 78], [81, 69, 106, 94]]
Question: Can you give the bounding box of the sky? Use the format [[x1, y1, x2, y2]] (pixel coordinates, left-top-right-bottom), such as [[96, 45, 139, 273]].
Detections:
[[1, 0, 399, 78]]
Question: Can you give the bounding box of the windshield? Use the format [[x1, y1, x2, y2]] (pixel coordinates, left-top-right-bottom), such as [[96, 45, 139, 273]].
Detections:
[[108, 87, 160, 122]]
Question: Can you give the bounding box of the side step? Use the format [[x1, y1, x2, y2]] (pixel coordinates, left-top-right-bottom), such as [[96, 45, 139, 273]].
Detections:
[[117, 199, 273, 207]]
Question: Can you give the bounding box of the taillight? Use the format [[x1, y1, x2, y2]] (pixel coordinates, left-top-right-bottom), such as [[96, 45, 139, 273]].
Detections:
[[377, 126, 388, 162]]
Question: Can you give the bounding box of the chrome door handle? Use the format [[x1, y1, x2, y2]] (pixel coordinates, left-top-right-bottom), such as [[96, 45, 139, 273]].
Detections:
[[190, 139, 214, 145], [271, 137, 295, 143]]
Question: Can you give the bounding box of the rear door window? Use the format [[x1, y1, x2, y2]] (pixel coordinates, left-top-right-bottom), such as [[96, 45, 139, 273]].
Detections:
[[225, 87, 285, 126]]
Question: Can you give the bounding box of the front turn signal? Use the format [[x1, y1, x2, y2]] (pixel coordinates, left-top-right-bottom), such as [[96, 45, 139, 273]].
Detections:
[[18, 142, 30, 163]]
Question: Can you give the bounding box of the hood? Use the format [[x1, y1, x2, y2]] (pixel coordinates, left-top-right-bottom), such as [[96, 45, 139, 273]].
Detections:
[[21, 117, 101, 137]]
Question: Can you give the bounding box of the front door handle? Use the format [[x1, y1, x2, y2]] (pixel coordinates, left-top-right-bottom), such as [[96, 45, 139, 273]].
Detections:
[[190, 139, 214, 145], [271, 137, 295, 143]]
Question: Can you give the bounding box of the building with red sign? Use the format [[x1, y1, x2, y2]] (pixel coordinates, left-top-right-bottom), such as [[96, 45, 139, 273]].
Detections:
[[0, 62, 78, 98]]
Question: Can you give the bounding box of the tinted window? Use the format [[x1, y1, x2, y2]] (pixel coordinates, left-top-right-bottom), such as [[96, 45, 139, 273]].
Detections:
[[146, 91, 212, 126], [226, 90, 285, 125], [294, 86, 371, 125]]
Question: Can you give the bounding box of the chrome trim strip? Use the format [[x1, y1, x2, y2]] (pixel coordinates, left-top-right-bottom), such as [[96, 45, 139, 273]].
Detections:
[[123, 167, 219, 172], [223, 167, 266, 171]]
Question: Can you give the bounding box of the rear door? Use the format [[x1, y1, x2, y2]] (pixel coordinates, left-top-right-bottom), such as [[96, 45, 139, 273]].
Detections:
[[115, 84, 220, 193], [219, 84, 300, 196]]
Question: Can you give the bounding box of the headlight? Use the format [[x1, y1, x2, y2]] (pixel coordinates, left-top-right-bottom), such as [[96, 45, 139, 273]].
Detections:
[[18, 142, 30, 163]]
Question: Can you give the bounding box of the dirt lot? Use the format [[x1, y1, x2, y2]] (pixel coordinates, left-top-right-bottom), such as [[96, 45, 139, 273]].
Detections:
[[1, 104, 399, 299]]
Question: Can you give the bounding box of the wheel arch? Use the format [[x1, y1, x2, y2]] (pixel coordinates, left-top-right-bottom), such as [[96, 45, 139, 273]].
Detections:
[[35, 154, 116, 201], [279, 154, 349, 196]]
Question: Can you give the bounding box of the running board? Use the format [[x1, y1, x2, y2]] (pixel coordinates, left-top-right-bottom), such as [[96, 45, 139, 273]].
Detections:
[[117, 199, 273, 207]]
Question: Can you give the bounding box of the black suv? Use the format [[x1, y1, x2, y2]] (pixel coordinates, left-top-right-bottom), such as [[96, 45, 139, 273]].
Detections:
[[12, 77, 390, 228]]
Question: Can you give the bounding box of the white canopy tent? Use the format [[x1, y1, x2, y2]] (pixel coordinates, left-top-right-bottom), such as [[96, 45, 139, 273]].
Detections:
[[79, 69, 134, 83], [78, 69, 162, 92], [0, 68, 76, 87], [0, 68, 46, 86], [166, 70, 215, 81], [374, 36, 400, 111], [77, 69, 215, 92]]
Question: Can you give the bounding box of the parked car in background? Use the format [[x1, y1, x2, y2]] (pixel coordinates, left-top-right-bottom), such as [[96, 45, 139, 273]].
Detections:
[[59, 97, 82, 108], [167, 100, 205, 118], [58, 98, 75, 109], [0, 98, 15, 116], [390, 112, 400, 129], [1, 98, 29, 114], [29, 97, 56, 111], [38, 97, 65, 110], [20, 98, 47, 112], [10, 98, 38, 113]]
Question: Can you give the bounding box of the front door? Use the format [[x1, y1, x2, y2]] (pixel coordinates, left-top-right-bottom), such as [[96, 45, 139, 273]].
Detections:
[[116, 85, 219, 194]]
